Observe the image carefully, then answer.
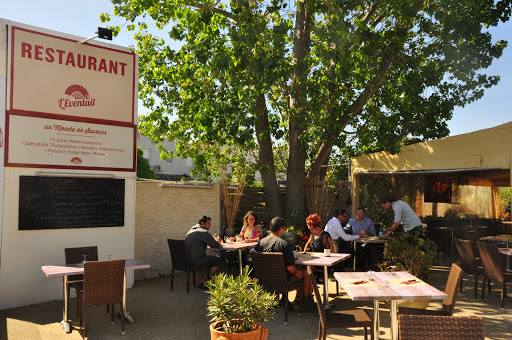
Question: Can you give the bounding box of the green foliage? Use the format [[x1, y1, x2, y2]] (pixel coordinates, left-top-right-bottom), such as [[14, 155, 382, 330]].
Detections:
[[103, 0, 512, 216], [206, 267, 277, 333], [286, 210, 310, 248], [136, 147, 156, 179], [378, 233, 440, 281]]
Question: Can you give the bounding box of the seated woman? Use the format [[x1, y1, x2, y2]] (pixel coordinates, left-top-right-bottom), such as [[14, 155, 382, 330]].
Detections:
[[304, 213, 334, 253], [238, 211, 265, 242]]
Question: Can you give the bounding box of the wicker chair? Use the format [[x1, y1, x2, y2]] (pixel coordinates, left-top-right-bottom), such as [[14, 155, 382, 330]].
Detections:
[[82, 259, 125, 338], [307, 266, 373, 340], [250, 252, 303, 326], [454, 238, 486, 299], [478, 241, 512, 307], [399, 263, 463, 316], [167, 239, 197, 293], [398, 315, 485, 339], [64, 246, 99, 320]]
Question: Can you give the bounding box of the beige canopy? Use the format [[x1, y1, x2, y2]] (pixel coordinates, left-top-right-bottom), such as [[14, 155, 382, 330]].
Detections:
[[350, 121, 512, 218]]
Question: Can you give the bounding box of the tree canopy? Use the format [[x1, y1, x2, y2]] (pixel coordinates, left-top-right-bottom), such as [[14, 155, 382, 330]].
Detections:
[[102, 0, 511, 221]]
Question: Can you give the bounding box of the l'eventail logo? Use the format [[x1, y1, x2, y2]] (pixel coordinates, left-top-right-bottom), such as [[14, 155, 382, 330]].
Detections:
[[58, 84, 96, 110]]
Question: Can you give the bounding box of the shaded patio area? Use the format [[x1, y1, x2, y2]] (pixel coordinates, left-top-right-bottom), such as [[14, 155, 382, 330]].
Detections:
[[1, 256, 511, 339]]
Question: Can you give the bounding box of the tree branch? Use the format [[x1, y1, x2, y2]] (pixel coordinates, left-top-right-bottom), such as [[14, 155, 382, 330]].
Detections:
[[189, 2, 238, 23]]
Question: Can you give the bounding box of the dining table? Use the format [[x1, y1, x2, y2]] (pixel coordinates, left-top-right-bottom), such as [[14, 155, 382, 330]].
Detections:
[[334, 271, 447, 340], [41, 259, 150, 333], [218, 241, 258, 275], [294, 252, 351, 309], [351, 236, 388, 271]]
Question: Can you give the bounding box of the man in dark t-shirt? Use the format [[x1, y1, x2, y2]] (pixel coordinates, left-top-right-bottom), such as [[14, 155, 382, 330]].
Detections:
[[254, 217, 312, 301]]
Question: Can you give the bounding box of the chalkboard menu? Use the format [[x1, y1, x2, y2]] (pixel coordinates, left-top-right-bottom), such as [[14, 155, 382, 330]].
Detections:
[[19, 176, 125, 230]]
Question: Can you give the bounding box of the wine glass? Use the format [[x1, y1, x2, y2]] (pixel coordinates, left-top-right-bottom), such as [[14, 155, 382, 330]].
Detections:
[[82, 255, 87, 263]]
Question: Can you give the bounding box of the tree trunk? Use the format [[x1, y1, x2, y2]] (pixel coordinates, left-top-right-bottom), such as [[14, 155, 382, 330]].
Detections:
[[286, 0, 311, 223], [254, 94, 282, 218]]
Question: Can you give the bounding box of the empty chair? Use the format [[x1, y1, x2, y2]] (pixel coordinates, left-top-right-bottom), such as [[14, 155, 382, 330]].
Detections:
[[64, 246, 99, 319], [250, 252, 303, 326], [478, 241, 512, 307], [399, 263, 463, 316], [398, 315, 484, 339], [455, 238, 485, 299], [307, 266, 373, 340], [82, 259, 125, 338], [167, 239, 196, 293]]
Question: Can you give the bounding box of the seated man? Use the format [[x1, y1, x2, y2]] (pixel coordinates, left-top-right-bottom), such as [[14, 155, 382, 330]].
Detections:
[[185, 215, 222, 288], [346, 207, 379, 270], [345, 206, 375, 236], [325, 209, 365, 254], [254, 216, 313, 308]]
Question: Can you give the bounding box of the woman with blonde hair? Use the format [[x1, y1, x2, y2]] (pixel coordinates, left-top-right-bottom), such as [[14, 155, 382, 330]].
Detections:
[[238, 211, 264, 242]]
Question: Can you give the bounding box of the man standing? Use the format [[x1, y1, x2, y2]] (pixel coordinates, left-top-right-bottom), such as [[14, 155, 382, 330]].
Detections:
[[379, 197, 423, 238], [185, 215, 222, 288], [325, 209, 365, 253], [346, 207, 375, 236], [254, 217, 313, 306]]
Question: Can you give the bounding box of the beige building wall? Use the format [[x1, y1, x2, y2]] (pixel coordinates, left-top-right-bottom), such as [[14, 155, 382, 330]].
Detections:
[[134, 181, 221, 280]]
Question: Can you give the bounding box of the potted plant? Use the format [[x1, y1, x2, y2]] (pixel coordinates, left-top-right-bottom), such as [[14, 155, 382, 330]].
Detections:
[[378, 232, 440, 308], [206, 267, 277, 340]]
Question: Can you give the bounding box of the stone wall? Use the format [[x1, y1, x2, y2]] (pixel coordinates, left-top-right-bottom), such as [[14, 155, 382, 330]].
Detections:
[[134, 181, 221, 280]]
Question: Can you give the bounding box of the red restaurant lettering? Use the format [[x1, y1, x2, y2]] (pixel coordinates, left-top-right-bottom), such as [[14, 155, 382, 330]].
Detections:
[[20, 42, 128, 76]]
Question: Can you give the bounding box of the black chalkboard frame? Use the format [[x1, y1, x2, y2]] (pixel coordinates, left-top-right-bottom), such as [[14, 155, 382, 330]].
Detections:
[[18, 176, 125, 230]]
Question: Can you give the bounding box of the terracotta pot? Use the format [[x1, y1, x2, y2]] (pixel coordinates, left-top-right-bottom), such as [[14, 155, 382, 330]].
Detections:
[[210, 320, 268, 340]]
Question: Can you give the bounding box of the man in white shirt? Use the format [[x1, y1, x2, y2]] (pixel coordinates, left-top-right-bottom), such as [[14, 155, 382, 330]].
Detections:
[[325, 209, 366, 252]]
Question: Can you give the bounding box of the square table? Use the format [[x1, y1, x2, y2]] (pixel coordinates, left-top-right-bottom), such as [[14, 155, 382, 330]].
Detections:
[[218, 241, 258, 275], [41, 259, 150, 333], [334, 271, 447, 340], [350, 236, 388, 271], [294, 252, 351, 308]]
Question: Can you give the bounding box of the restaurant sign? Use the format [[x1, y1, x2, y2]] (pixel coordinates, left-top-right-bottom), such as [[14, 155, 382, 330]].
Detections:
[[8, 26, 135, 124]]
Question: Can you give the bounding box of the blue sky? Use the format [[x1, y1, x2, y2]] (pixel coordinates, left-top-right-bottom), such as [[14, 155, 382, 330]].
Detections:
[[2, 0, 511, 137]]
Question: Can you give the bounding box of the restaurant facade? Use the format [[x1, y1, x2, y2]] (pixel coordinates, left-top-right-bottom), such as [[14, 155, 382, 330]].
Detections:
[[0, 19, 138, 309]]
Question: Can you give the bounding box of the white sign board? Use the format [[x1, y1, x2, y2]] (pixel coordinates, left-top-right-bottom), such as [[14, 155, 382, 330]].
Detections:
[[9, 26, 135, 123], [7, 115, 134, 170]]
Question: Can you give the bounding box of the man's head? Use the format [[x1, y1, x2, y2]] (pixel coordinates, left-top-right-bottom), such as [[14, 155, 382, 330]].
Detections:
[[269, 216, 286, 236], [334, 209, 347, 223], [198, 215, 212, 230], [379, 197, 393, 210], [355, 206, 366, 220]]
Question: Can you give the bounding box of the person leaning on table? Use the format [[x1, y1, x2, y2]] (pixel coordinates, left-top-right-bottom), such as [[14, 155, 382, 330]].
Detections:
[[324, 209, 366, 253], [379, 197, 423, 239], [185, 215, 223, 289]]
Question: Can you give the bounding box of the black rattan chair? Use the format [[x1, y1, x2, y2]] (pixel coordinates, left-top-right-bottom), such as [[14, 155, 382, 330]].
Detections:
[[167, 239, 196, 293], [64, 246, 99, 320], [250, 252, 303, 326]]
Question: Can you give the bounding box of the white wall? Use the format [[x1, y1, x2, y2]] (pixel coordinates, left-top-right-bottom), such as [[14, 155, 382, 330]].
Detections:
[[0, 169, 136, 309]]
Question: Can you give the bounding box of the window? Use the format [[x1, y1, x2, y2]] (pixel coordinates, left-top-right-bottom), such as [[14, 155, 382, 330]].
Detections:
[[165, 158, 173, 164], [424, 175, 452, 203], [142, 148, 150, 161]]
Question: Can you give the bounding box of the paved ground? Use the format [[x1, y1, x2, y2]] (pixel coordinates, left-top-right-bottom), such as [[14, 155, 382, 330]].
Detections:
[[1, 256, 511, 339]]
